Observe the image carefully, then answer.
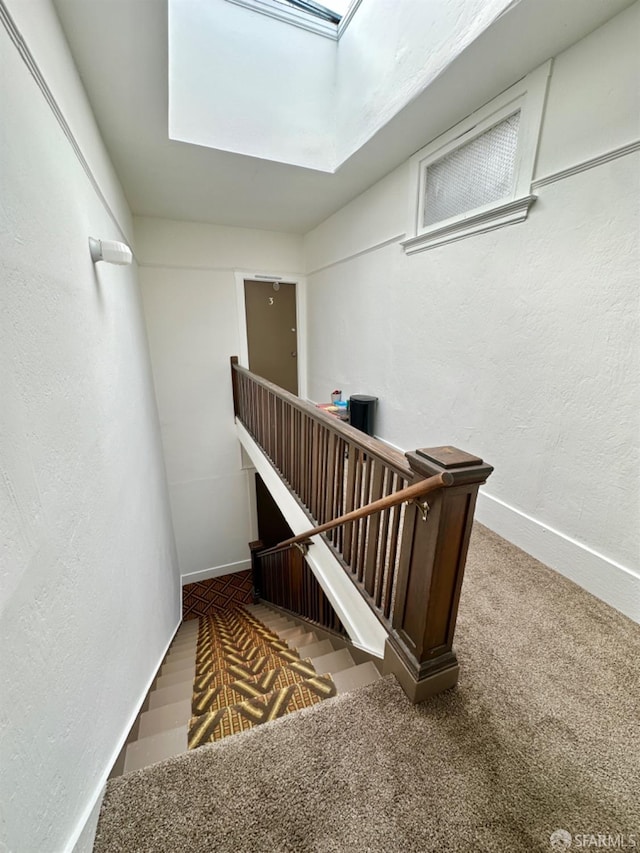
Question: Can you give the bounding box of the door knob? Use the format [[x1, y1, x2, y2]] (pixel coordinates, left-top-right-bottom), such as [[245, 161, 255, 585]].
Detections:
[[291, 351, 297, 358]]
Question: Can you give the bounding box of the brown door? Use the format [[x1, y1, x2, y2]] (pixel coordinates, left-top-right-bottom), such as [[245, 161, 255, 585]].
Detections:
[[244, 279, 298, 394]]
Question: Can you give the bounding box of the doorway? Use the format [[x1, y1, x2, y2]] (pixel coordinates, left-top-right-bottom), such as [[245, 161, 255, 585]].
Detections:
[[244, 279, 298, 395]]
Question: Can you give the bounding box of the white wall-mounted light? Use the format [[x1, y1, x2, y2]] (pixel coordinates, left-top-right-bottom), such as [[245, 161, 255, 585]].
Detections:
[[89, 237, 133, 266]]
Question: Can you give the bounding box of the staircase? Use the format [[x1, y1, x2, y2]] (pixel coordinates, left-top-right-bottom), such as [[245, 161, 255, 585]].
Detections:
[[114, 603, 381, 776]]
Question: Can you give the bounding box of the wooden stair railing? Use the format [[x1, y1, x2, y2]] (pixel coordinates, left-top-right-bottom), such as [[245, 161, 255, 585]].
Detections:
[[231, 357, 494, 702], [249, 540, 348, 637], [257, 473, 451, 557]]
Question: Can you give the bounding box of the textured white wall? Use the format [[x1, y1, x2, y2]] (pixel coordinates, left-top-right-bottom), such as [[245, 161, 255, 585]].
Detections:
[[135, 216, 304, 581], [334, 0, 511, 164], [303, 6, 640, 620], [0, 2, 179, 850]]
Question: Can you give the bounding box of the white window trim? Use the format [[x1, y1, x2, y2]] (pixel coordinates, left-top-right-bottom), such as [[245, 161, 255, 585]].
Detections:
[[226, 0, 363, 40], [402, 60, 552, 255]]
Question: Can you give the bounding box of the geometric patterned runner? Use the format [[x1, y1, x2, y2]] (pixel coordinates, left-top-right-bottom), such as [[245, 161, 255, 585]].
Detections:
[[193, 656, 318, 694], [189, 604, 336, 747], [188, 676, 337, 748], [191, 663, 324, 715]]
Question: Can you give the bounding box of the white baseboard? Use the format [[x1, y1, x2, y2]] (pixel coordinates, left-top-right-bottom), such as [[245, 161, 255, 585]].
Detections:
[[66, 617, 182, 853], [181, 559, 251, 587], [476, 491, 639, 623]]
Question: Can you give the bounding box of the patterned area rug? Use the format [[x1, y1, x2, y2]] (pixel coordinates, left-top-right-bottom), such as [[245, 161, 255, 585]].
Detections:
[[182, 573, 254, 621], [189, 606, 336, 748]]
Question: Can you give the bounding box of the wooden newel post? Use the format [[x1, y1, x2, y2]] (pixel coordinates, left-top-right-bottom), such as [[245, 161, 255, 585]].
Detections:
[[230, 356, 240, 417], [383, 446, 493, 703], [249, 540, 264, 604]]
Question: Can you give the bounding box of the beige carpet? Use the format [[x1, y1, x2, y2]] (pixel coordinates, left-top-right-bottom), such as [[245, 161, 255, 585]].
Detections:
[[94, 525, 640, 852]]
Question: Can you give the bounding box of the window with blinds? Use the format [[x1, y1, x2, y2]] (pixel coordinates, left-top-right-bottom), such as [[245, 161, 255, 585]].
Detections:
[[403, 61, 551, 254]]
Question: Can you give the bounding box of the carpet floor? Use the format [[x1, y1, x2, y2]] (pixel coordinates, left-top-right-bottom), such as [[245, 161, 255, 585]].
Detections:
[[94, 524, 640, 853]]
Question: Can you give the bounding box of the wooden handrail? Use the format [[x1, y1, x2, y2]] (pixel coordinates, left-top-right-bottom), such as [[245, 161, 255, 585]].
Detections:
[[258, 471, 452, 557], [231, 359, 412, 479]]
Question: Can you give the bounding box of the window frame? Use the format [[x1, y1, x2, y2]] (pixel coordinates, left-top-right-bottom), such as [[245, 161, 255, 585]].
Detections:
[[225, 0, 362, 40], [402, 60, 552, 255]]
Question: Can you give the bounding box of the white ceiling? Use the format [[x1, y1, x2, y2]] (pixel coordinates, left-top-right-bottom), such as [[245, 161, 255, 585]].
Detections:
[[53, 0, 634, 234]]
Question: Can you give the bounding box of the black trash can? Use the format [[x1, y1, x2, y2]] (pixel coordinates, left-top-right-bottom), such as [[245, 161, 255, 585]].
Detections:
[[349, 395, 378, 436]]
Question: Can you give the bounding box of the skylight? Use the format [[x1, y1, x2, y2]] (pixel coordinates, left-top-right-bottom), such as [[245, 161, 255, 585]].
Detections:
[[226, 0, 362, 39], [280, 0, 352, 23]]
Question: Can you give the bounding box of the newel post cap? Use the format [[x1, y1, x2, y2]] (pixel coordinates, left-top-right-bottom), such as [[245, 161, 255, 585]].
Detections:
[[406, 445, 493, 486]]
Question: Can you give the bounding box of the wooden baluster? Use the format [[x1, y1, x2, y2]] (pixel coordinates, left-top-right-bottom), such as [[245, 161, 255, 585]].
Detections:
[[265, 391, 270, 457], [291, 409, 296, 491], [312, 421, 318, 515], [274, 398, 279, 468], [243, 373, 248, 429], [324, 432, 337, 536], [278, 398, 283, 472], [311, 423, 319, 520], [288, 405, 294, 487], [318, 426, 327, 522], [318, 428, 329, 523], [380, 476, 402, 619], [356, 455, 372, 582], [299, 413, 306, 506], [350, 450, 363, 574], [343, 445, 357, 564], [249, 540, 264, 603], [307, 420, 314, 515], [363, 460, 385, 595], [383, 446, 493, 702], [375, 469, 392, 607], [230, 357, 240, 417], [269, 393, 275, 460], [335, 439, 346, 552], [281, 398, 286, 475]]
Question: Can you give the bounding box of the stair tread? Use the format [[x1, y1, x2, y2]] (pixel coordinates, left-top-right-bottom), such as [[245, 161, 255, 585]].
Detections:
[[164, 648, 196, 661], [155, 668, 195, 690], [138, 699, 192, 739], [149, 680, 193, 710], [309, 648, 355, 674], [124, 726, 188, 774], [262, 618, 295, 630], [161, 658, 196, 675], [289, 632, 319, 648], [331, 661, 381, 694], [176, 623, 199, 636], [170, 639, 198, 653], [277, 626, 306, 640], [296, 639, 333, 657]]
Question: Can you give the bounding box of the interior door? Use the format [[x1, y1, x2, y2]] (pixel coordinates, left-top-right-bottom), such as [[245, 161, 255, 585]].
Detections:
[[244, 279, 298, 394]]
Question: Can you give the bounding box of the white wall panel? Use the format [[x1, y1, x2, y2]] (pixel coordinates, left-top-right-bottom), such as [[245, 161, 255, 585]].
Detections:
[[0, 3, 179, 849]]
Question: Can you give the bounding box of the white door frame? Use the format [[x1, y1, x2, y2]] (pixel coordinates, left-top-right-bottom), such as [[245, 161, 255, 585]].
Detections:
[[234, 270, 308, 400]]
